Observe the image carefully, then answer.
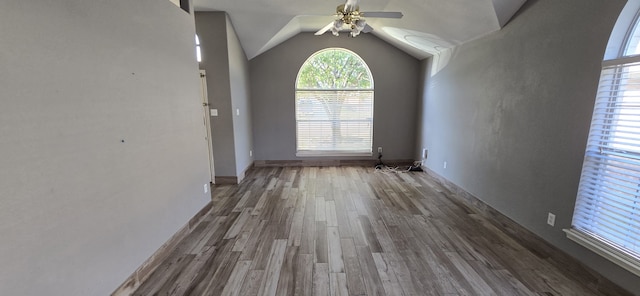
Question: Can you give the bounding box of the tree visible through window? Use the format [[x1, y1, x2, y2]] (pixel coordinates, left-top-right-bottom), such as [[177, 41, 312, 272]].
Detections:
[[295, 48, 374, 156]]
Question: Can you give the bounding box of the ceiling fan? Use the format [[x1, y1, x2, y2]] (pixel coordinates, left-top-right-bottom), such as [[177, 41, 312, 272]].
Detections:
[[315, 0, 403, 37]]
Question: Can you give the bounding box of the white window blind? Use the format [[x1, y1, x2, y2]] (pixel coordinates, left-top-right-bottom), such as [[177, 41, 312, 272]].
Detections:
[[296, 90, 373, 155], [566, 57, 640, 276]]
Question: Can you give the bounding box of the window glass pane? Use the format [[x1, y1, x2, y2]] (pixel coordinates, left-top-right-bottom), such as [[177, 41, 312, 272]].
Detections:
[[297, 49, 372, 90], [195, 35, 202, 62], [624, 17, 640, 56]]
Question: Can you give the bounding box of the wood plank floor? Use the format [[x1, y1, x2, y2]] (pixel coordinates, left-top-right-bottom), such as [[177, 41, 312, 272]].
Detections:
[[130, 166, 629, 296]]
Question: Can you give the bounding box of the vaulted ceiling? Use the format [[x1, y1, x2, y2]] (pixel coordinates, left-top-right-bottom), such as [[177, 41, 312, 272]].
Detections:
[[193, 0, 527, 60]]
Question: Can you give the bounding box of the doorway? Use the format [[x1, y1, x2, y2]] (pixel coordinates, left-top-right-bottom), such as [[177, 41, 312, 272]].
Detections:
[[200, 70, 215, 184]]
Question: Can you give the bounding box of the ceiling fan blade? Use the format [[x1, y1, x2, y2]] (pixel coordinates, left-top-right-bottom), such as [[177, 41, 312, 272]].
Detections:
[[361, 11, 403, 19], [362, 24, 374, 33], [345, 0, 360, 7], [315, 22, 336, 36], [344, 0, 360, 12]]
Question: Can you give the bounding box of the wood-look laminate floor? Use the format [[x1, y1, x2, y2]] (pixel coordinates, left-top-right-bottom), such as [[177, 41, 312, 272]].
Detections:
[[131, 166, 626, 296]]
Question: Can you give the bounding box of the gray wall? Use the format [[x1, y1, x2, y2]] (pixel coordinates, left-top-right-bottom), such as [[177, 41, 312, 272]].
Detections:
[[250, 33, 420, 161], [0, 1, 211, 295], [196, 12, 253, 180], [196, 12, 237, 177], [226, 17, 254, 176], [418, 0, 640, 292]]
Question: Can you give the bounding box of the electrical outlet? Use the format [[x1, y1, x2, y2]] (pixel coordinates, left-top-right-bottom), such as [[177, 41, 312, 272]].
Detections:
[[422, 148, 428, 159], [250, 150, 253, 157], [547, 212, 556, 226], [204, 184, 209, 194], [378, 147, 383, 153], [443, 161, 447, 169], [236, 108, 240, 116]]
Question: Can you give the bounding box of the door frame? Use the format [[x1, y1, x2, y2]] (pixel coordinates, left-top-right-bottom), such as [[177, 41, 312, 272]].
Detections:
[[200, 70, 215, 184]]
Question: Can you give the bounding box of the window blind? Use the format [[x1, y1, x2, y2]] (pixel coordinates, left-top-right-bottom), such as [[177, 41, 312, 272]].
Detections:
[[568, 59, 640, 276], [296, 90, 373, 155]]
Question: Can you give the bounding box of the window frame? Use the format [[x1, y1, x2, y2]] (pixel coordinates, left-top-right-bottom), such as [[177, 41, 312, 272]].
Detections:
[[565, 4, 640, 277], [294, 48, 374, 157]]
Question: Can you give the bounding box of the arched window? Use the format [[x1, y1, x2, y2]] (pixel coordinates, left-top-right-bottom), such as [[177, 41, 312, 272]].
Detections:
[[566, 3, 640, 277], [295, 48, 374, 156]]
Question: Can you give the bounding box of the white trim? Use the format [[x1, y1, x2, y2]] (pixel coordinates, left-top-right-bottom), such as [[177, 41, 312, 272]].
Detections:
[[296, 151, 373, 157], [297, 88, 375, 92], [564, 228, 640, 277], [602, 54, 640, 67]]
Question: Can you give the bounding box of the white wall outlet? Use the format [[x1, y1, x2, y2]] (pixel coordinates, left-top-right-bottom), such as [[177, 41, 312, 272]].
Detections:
[[236, 108, 240, 116], [422, 148, 428, 159], [443, 161, 447, 169], [250, 150, 253, 157], [204, 184, 209, 194], [547, 212, 556, 226], [210, 109, 218, 116], [378, 147, 383, 153]]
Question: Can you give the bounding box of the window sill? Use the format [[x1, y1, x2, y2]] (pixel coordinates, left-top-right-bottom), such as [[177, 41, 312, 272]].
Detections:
[[296, 151, 373, 157], [564, 228, 640, 277]]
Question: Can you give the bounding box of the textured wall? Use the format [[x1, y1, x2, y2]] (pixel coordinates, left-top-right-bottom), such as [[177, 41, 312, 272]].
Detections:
[[0, 1, 210, 294], [418, 0, 640, 292], [250, 33, 420, 162]]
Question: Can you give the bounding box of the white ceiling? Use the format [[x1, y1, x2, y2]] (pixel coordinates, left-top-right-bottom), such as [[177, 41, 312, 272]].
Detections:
[[193, 0, 527, 60]]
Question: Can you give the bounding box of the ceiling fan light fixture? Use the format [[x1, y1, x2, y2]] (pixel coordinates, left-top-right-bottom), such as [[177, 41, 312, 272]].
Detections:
[[315, 0, 403, 37], [331, 19, 344, 36], [349, 19, 366, 37], [331, 27, 340, 36]]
